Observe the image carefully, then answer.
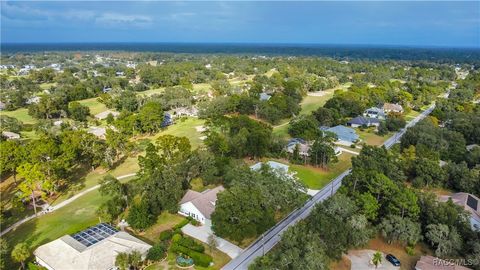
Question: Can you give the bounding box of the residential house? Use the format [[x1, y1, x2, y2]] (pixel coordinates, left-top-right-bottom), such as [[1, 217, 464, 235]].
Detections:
[[87, 127, 106, 139], [285, 138, 309, 156], [363, 107, 386, 120], [26, 96, 41, 105], [102, 87, 112, 93], [383, 103, 404, 114], [115, 71, 125, 77], [161, 113, 173, 127], [94, 110, 120, 120], [321, 125, 360, 146], [178, 186, 225, 225], [171, 107, 199, 118], [34, 223, 151, 270], [415, 255, 471, 270], [259, 93, 272, 101], [2, 131, 20, 140], [250, 161, 293, 178], [439, 193, 480, 231], [347, 116, 380, 128]]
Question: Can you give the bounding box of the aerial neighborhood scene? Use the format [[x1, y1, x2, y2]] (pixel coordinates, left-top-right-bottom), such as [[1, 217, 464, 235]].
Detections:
[[0, 1, 479, 270]]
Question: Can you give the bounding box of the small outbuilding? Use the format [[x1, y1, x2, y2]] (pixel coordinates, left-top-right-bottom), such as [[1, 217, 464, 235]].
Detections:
[[94, 110, 120, 120]]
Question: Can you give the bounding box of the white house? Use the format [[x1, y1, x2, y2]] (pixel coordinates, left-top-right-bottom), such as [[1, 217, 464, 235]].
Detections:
[[34, 223, 151, 270], [87, 126, 106, 139], [2, 131, 20, 140], [439, 193, 480, 231], [179, 186, 225, 225], [363, 107, 386, 120]]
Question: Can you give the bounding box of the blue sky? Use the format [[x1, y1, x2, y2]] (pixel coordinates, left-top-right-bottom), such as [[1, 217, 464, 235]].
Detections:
[[1, 1, 479, 47]]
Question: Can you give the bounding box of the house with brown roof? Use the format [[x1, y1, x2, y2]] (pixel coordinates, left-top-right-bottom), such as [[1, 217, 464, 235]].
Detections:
[[178, 186, 225, 225], [383, 103, 404, 114], [439, 193, 480, 231], [415, 255, 472, 270]]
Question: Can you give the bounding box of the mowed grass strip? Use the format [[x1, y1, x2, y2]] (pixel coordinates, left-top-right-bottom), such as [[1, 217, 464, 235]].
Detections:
[[289, 152, 354, 189], [78, 97, 108, 115]]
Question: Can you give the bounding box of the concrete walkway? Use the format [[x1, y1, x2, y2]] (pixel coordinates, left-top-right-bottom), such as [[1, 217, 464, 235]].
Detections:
[[0, 173, 137, 237], [182, 222, 243, 259], [337, 147, 360, 155]]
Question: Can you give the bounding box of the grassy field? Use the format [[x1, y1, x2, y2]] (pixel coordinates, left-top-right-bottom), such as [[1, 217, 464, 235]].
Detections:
[[299, 92, 335, 116], [151, 117, 206, 149], [78, 97, 108, 115], [356, 128, 391, 146], [289, 152, 354, 189], [0, 108, 37, 125], [3, 188, 107, 268]]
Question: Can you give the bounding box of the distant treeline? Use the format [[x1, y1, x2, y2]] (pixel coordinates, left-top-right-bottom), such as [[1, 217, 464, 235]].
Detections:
[[2, 43, 480, 63]]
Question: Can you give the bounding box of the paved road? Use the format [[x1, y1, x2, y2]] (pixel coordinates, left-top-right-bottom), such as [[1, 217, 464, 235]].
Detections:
[[222, 104, 435, 270], [0, 173, 136, 237]]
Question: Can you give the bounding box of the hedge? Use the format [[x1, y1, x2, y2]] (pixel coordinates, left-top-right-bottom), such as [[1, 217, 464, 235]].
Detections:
[[171, 243, 213, 267], [173, 219, 190, 230], [176, 237, 205, 253]]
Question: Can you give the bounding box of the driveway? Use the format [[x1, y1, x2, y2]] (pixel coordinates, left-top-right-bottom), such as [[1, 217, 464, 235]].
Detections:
[[181, 221, 243, 259], [347, 250, 399, 270]]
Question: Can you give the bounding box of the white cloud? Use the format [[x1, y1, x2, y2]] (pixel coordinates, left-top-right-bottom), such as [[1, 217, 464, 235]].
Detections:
[[95, 12, 153, 27]]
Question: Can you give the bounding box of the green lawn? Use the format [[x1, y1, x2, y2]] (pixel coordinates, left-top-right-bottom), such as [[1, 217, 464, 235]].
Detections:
[[151, 117, 206, 149], [78, 98, 108, 115], [0, 108, 37, 125], [39, 82, 57, 90], [3, 188, 107, 268], [289, 152, 354, 189], [356, 128, 391, 146], [299, 92, 335, 115]]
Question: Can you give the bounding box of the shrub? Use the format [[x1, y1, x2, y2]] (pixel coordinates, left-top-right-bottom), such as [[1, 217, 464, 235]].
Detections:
[[172, 234, 182, 243], [173, 219, 190, 230], [176, 237, 205, 253], [171, 244, 212, 267], [159, 230, 174, 241], [190, 219, 200, 226], [405, 245, 415, 256], [147, 242, 168, 261]]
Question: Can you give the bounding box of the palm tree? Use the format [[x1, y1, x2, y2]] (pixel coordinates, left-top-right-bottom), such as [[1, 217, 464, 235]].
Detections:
[[372, 251, 383, 269], [115, 252, 130, 270]]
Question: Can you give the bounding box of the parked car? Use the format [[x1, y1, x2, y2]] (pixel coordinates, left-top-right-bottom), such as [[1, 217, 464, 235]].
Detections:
[[386, 254, 401, 267]]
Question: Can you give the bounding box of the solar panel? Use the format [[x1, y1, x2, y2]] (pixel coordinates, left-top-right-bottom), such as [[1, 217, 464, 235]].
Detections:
[[71, 223, 118, 247], [467, 195, 478, 211]]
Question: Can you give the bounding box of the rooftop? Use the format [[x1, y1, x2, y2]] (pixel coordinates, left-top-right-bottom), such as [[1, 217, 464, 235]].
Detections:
[[179, 186, 225, 219], [34, 224, 151, 270]]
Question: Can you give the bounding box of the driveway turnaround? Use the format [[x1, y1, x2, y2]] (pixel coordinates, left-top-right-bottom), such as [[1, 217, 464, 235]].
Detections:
[[347, 250, 398, 270], [182, 223, 243, 259]]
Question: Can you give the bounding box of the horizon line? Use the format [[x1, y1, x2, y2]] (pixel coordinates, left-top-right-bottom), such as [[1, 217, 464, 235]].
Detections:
[[1, 41, 479, 50]]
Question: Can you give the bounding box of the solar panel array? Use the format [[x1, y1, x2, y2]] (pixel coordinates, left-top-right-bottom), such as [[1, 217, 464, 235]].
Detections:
[[72, 223, 118, 247]]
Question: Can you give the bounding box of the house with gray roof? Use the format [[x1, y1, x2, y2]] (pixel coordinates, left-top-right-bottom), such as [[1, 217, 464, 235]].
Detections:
[[439, 193, 480, 231], [363, 107, 386, 120], [347, 116, 380, 128], [259, 93, 271, 101], [322, 125, 359, 146], [179, 186, 225, 224]]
